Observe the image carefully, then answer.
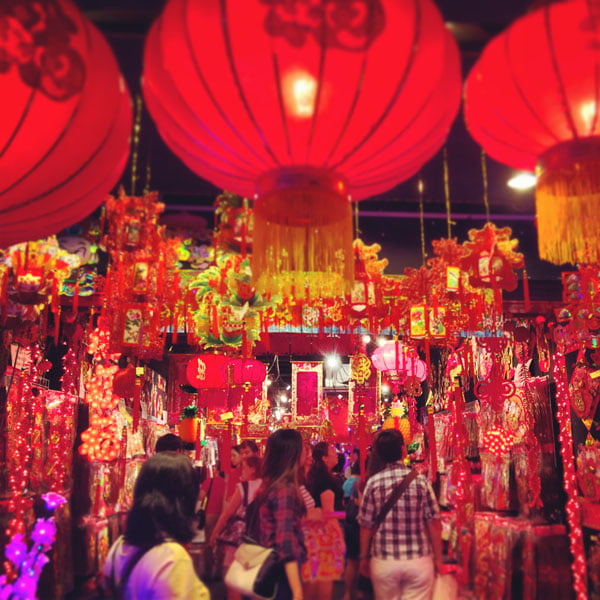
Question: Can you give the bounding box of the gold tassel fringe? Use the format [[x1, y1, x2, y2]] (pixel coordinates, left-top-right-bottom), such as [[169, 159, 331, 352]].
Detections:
[[253, 168, 354, 298], [536, 138, 600, 265]]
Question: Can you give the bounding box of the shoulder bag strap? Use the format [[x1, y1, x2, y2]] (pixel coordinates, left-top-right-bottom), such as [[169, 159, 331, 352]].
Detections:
[[201, 477, 214, 510], [114, 542, 159, 598], [242, 480, 249, 507], [372, 468, 418, 532]]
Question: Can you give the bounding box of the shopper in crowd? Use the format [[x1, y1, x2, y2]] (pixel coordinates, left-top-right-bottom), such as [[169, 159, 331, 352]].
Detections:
[[358, 429, 442, 600], [244, 428, 306, 600], [154, 432, 184, 453], [102, 452, 210, 599], [239, 439, 260, 460], [303, 441, 346, 600], [198, 460, 226, 543], [342, 461, 362, 600], [225, 444, 242, 501], [211, 455, 263, 600]]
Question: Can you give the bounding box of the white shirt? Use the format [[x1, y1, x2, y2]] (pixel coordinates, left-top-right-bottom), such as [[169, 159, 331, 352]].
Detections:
[[103, 536, 210, 600]]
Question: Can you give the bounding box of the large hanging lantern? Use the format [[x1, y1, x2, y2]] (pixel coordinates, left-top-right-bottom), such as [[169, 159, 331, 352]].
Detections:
[[143, 0, 461, 292], [0, 0, 132, 248], [465, 0, 600, 265], [371, 341, 427, 381]]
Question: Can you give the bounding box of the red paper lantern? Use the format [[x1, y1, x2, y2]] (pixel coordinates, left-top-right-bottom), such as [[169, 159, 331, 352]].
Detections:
[[143, 0, 460, 287], [0, 0, 132, 248], [465, 0, 600, 265], [113, 364, 136, 398], [371, 341, 427, 381], [186, 354, 230, 389], [229, 358, 266, 386]]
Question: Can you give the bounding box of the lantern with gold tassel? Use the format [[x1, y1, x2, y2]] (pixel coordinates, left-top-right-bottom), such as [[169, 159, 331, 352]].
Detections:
[[465, 0, 600, 265], [143, 0, 461, 294]]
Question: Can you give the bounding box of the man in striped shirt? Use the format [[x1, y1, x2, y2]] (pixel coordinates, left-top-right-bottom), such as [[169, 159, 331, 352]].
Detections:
[[358, 429, 442, 600]]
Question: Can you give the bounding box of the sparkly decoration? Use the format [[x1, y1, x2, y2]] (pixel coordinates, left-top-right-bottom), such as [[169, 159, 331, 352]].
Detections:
[[553, 352, 589, 600], [78, 324, 121, 462], [0, 493, 66, 597], [481, 427, 516, 459]]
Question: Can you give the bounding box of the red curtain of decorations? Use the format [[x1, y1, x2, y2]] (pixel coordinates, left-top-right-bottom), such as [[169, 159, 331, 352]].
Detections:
[[0, 0, 132, 248]]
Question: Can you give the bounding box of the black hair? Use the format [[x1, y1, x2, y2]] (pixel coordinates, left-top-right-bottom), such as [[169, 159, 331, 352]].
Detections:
[[240, 440, 259, 454], [374, 429, 404, 464], [307, 441, 336, 497], [332, 451, 345, 473], [124, 453, 199, 546], [155, 433, 184, 453], [261, 428, 302, 488]]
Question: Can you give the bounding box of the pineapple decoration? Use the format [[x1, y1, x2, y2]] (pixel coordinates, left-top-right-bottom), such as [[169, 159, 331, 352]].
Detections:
[[382, 400, 412, 444], [178, 405, 199, 444]]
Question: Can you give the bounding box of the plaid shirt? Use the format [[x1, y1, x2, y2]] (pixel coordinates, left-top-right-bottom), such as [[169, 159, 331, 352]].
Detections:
[[358, 462, 439, 560], [253, 484, 306, 564]]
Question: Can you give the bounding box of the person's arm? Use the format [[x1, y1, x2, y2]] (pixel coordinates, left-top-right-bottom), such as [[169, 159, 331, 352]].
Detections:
[[426, 517, 443, 573], [320, 489, 335, 518], [284, 560, 303, 600], [209, 487, 242, 544], [359, 526, 374, 575]]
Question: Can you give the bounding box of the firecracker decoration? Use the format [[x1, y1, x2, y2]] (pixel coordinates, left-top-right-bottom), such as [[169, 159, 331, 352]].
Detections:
[[213, 192, 253, 256], [189, 253, 279, 351], [0, 493, 68, 597], [178, 405, 199, 443], [4, 346, 44, 552], [553, 352, 589, 600], [78, 324, 121, 462], [461, 223, 524, 292], [101, 189, 182, 360]]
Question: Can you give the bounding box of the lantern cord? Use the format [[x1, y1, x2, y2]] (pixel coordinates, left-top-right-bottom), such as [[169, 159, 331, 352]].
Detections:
[[130, 95, 143, 196], [354, 201, 360, 239], [443, 147, 453, 238], [418, 177, 427, 266], [143, 144, 153, 196], [481, 149, 490, 223]]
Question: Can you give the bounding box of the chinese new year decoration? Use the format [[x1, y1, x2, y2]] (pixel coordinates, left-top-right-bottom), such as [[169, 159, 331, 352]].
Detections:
[[0, 0, 132, 248], [465, 0, 600, 265], [143, 0, 461, 293]]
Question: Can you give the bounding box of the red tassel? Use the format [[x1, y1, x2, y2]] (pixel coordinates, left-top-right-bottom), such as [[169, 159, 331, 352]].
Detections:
[[72, 281, 80, 315], [523, 269, 531, 311], [132, 369, 142, 431], [53, 307, 61, 345]]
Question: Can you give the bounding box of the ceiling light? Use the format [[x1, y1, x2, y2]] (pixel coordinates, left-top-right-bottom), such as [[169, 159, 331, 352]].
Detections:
[[507, 172, 536, 191], [362, 334, 372, 344], [325, 354, 341, 369]]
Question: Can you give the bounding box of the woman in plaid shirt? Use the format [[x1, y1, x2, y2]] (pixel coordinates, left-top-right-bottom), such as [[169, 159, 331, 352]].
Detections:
[[358, 429, 442, 600], [246, 429, 307, 600]]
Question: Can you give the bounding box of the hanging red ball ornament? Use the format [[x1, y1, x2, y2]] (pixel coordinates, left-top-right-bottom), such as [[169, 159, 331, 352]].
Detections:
[[465, 0, 600, 265], [0, 0, 132, 248], [229, 358, 266, 387], [143, 0, 460, 290]]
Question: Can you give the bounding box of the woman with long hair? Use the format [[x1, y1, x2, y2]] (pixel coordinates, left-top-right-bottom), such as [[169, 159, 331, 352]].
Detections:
[[303, 441, 346, 600], [244, 428, 306, 600], [102, 452, 210, 599]]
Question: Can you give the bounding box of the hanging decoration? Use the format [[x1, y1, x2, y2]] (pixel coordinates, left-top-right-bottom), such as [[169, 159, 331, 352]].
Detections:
[[143, 0, 461, 294], [188, 253, 279, 351], [102, 190, 182, 360], [78, 323, 121, 462], [465, 0, 600, 265], [0, 0, 132, 248], [178, 405, 200, 444], [0, 493, 68, 597]]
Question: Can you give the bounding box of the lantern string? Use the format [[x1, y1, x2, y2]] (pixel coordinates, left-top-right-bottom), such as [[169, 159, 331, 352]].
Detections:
[[354, 201, 360, 238], [443, 147, 453, 238], [481, 149, 491, 223], [130, 95, 143, 196], [143, 143, 153, 196], [418, 177, 427, 266]]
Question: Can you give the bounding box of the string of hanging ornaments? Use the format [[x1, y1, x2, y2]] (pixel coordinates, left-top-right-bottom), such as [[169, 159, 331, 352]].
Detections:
[[465, 0, 600, 265], [0, 0, 132, 249], [142, 0, 461, 297]]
